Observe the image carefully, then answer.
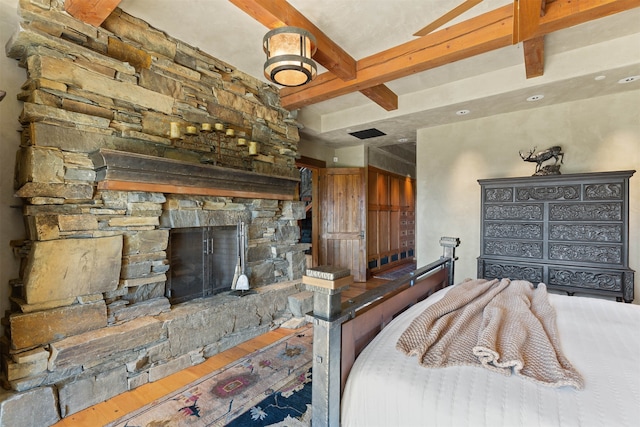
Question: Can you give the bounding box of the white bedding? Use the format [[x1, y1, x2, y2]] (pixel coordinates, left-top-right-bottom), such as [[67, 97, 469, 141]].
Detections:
[[341, 285, 640, 427]]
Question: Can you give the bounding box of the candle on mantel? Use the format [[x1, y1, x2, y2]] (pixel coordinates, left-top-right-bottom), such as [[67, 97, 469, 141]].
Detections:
[[170, 122, 180, 139], [249, 141, 259, 155], [186, 125, 197, 135], [225, 128, 235, 137], [237, 137, 247, 146], [214, 123, 225, 131], [201, 123, 212, 132]]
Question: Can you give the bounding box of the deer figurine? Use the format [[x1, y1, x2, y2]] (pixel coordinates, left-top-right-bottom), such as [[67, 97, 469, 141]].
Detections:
[[519, 146, 564, 175]]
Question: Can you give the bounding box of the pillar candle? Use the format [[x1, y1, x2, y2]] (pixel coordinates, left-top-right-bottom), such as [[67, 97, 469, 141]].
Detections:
[[170, 122, 180, 139], [201, 123, 212, 132], [249, 141, 259, 155]]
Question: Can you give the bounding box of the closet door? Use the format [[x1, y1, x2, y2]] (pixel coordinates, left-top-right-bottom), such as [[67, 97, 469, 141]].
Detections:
[[367, 167, 416, 274], [318, 168, 367, 282]]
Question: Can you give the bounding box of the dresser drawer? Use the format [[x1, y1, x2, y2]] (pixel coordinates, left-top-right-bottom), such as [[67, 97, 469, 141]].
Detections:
[[483, 240, 543, 259], [548, 267, 623, 292], [478, 259, 543, 283]]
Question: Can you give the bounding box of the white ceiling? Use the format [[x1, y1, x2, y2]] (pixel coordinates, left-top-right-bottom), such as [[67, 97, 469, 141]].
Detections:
[[118, 1, 640, 157]]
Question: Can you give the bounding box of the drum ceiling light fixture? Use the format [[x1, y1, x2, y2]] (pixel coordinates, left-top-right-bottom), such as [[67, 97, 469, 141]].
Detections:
[[263, 26, 317, 87]]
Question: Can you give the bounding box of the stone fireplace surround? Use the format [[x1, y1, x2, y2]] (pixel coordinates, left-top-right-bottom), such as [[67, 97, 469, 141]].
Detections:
[[0, 1, 310, 425], [6, 186, 308, 419]]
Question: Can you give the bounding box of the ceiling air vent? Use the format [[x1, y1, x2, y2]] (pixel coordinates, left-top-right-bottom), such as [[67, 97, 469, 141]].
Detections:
[[348, 128, 386, 140]]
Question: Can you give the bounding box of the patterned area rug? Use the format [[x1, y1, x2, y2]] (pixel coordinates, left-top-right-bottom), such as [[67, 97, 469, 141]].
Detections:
[[112, 327, 313, 427], [373, 262, 417, 280], [225, 368, 312, 426]]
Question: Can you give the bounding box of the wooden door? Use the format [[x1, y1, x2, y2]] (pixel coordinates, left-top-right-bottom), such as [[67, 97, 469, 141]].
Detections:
[[296, 156, 327, 270], [318, 168, 367, 282]]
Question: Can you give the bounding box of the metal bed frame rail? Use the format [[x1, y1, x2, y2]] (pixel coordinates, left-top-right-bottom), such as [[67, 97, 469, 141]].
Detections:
[[306, 237, 460, 426]]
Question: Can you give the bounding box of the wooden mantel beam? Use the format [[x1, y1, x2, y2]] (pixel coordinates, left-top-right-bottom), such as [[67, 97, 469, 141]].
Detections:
[[65, 0, 123, 27], [92, 149, 299, 200], [280, 0, 640, 110], [229, 0, 398, 111]]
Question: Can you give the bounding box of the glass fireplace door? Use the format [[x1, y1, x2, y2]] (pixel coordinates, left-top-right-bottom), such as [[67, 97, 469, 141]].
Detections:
[[167, 227, 206, 304], [167, 226, 236, 304]]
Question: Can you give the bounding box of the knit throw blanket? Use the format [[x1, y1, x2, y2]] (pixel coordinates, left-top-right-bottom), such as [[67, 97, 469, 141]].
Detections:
[[396, 278, 584, 389]]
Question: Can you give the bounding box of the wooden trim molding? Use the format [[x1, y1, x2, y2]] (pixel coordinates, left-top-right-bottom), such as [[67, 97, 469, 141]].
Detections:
[[92, 149, 300, 200], [296, 156, 326, 169]]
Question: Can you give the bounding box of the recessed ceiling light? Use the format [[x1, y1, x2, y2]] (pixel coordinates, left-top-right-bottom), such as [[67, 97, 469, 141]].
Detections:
[[618, 75, 639, 84], [398, 138, 408, 143], [456, 109, 471, 116], [594, 75, 606, 81], [526, 94, 544, 102]]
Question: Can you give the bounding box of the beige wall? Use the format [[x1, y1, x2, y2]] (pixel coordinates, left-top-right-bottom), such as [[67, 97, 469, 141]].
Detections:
[[299, 139, 414, 177], [1, 0, 25, 330], [298, 137, 334, 165], [416, 90, 640, 303], [368, 147, 415, 178], [298, 140, 366, 168], [334, 145, 366, 167]]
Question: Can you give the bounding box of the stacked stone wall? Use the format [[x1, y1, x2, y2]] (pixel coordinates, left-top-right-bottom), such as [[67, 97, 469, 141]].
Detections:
[[0, 0, 308, 424]]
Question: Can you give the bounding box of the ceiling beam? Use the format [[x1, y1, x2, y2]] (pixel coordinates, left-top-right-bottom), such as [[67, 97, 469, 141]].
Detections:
[[521, 0, 638, 79], [65, 0, 122, 27], [229, 0, 398, 110], [512, 0, 542, 43], [414, 0, 483, 37], [513, 0, 545, 78], [522, 36, 545, 78], [540, 1, 558, 17], [359, 85, 399, 111], [281, 5, 514, 111], [281, 0, 640, 110], [229, 0, 357, 81], [534, 0, 640, 36], [360, 89, 398, 111]]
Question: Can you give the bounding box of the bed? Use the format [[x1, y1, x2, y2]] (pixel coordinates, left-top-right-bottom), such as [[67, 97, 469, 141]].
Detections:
[[305, 238, 640, 427], [341, 279, 640, 427]]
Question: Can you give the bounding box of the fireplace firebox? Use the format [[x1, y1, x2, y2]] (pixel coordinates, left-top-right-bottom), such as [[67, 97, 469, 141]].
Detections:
[[167, 226, 237, 303]]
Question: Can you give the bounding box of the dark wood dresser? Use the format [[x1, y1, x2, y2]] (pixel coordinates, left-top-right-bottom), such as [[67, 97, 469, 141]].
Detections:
[[477, 170, 635, 302]]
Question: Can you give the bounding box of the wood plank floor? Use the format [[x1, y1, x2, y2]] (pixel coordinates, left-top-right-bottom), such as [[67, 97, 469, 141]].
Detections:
[[51, 278, 387, 427]]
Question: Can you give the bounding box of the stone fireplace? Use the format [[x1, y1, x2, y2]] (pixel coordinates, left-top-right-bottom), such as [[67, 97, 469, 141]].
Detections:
[[0, 1, 309, 425]]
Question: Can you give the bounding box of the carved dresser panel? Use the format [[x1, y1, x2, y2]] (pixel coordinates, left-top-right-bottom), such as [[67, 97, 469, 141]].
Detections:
[[477, 170, 635, 302]]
